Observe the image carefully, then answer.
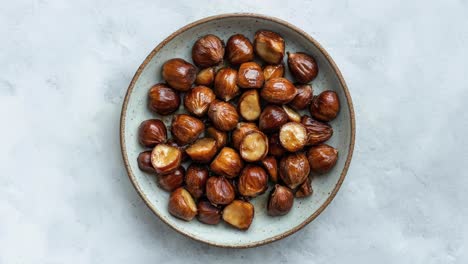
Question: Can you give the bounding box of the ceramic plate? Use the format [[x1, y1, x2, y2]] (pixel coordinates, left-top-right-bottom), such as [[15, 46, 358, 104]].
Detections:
[[120, 13, 355, 248]]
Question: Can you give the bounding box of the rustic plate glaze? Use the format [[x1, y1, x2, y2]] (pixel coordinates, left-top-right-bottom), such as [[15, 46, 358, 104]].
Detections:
[[120, 13, 355, 248]]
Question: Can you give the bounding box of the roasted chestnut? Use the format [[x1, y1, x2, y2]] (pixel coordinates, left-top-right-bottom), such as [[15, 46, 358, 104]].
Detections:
[[263, 64, 284, 81], [138, 119, 167, 148], [148, 83, 180, 115], [238, 165, 268, 197], [301, 115, 333, 145], [168, 187, 197, 221], [282, 105, 301, 123], [310, 91, 340, 122], [237, 62, 264, 89], [295, 177, 313, 198], [258, 105, 288, 133], [157, 166, 185, 192], [225, 34, 254, 65], [192, 34, 225, 68], [197, 199, 221, 225], [290, 84, 313, 110], [279, 122, 308, 152], [287, 52, 318, 83], [239, 131, 269, 162], [206, 127, 228, 149], [210, 147, 243, 178], [166, 139, 189, 162], [238, 90, 261, 121], [151, 144, 182, 175], [185, 138, 218, 163], [279, 152, 310, 189], [195, 67, 215, 86], [267, 184, 294, 216], [223, 200, 254, 230], [307, 144, 338, 173], [137, 151, 155, 173], [207, 100, 239, 131], [170, 114, 205, 145], [268, 133, 286, 157], [162, 58, 196, 92], [254, 30, 285, 64], [261, 77, 297, 104], [261, 156, 278, 182], [213, 68, 239, 101], [185, 164, 209, 199], [206, 176, 236, 205], [183, 86, 216, 117], [231, 122, 259, 149]]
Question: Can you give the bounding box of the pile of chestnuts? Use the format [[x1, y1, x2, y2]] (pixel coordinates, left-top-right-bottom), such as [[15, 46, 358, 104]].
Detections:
[[137, 30, 340, 230]]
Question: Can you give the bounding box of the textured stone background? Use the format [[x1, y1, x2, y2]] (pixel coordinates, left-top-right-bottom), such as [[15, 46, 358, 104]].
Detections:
[[1, 0, 467, 263]]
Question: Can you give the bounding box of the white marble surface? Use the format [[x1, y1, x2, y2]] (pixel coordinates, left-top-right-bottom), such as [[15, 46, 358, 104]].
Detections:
[[1, 0, 467, 263]]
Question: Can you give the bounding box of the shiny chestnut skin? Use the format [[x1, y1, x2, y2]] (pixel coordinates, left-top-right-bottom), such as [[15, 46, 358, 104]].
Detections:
[[259, 105, 288, 133], [231, 122, 259, 149], [223, 200, 254, 230], [168, 187, 197, 221], [162, 58, 196, 92], [206, 176, 236, 205], [239, 131, 269, 162], [157, 166, 185, 192], [207, 100, 239, 131], [254, 30, 285, 64], [263, 64, 284, 81], [237, 62, 264, 89], [290, 84, 313, 110], [137, 151, 155, 173], [170, 114, 205, 145], [301, 115, 333, 146], [225, 34, 254, 65], [268, 133, 286, 157], [295, 177, 313, 198], [279, 152, 310, 189], [261, 156, 278, 182], [197, 199, 221, 225], [192, 34, 225, 68], [279, 122, 308, 152], [287, 52, 318, 83], [307, 144, 338, 174], [310, 91, 340, 122], [238, 165, 268, 197], [210, 147, 244, 178], [213, 68, 239, 101], [185, 164, 209, 199], [195, 67, 215, 86], [206, 127, 228, 149], [148, 83, 181, 115], [238, 89, 261, 121], [151, 144, 182, 175], [138, 119, 167, 148], [183, 86, 216, 117], [185, 138, 218, 164], [267, 184, 294, 216], [261, 77, 297, 104]]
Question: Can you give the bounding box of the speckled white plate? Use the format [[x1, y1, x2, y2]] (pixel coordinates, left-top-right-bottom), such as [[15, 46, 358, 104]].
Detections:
[[120, 13, 355, 248]]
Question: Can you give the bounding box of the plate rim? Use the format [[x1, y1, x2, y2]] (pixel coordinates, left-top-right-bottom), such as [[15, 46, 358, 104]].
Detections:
[[120, 13, 356, 248]]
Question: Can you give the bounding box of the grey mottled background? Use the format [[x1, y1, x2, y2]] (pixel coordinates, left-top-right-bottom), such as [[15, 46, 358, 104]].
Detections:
[[1, 0, 467, 263]]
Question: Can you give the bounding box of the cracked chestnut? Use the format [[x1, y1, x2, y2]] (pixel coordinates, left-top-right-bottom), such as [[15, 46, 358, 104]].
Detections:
[[168, 187, 197, 221]]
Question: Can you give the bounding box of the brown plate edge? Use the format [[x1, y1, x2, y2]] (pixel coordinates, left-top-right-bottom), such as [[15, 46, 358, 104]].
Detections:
[[119, 13, 356, 249]]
